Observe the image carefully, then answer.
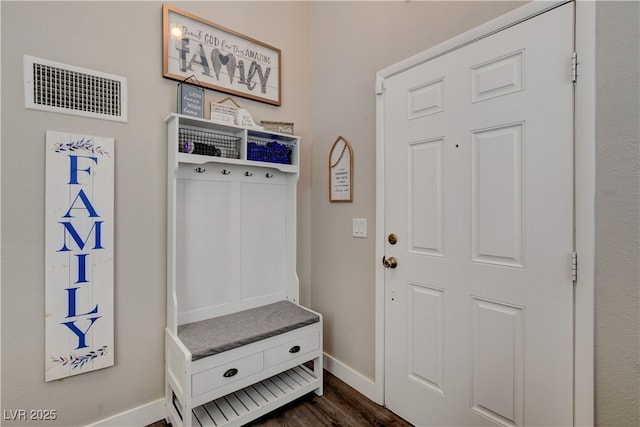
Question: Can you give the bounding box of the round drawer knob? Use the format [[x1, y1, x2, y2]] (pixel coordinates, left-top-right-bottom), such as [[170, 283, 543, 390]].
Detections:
[[289, 345, 301, 354]]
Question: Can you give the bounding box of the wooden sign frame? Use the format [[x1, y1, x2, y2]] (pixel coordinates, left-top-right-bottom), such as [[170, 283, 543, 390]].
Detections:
[[163, 4, 282, 106], [329, 136, 353, 202]]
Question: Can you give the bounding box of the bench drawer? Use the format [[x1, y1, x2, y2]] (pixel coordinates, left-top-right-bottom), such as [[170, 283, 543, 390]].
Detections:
[[192, 352, 264, 397], [265, 332, 320, 369]]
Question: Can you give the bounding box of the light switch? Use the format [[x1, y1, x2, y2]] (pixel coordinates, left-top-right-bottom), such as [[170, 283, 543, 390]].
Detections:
[[352, 218, 367, 238]]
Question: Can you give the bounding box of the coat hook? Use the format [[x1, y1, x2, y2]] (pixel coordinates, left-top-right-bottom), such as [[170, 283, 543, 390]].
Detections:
[[265, 173, 274, 178], [221, 169, 231, 175], [245, 171, 253, 177], [195, 167, 206, 173]]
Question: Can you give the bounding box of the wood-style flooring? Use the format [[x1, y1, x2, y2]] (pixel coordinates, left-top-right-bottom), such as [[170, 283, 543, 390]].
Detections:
[[147, 370, 413, 427]]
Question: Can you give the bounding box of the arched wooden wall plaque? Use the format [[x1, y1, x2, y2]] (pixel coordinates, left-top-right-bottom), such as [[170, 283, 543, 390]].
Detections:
[[329, 136, 353, 202]]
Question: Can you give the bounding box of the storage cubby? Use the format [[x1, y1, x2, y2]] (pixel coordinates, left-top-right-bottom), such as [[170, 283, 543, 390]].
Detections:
[[168, 114, 299, 173]]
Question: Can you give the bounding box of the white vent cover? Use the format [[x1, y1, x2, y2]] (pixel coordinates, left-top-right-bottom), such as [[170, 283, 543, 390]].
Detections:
[[24, 55, 127, 122]]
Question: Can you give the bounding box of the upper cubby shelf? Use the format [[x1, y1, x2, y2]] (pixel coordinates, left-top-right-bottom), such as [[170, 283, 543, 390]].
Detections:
[[166, 114, 300, 174]]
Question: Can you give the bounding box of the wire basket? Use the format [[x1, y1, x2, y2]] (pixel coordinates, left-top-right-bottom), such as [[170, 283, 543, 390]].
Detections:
[[247, 139, 293, 165], [179, 127, 240, 159]]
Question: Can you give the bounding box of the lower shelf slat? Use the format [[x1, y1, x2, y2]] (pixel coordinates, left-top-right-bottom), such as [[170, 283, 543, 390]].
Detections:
[[203, 402, 226, 425], [248, 383, 272, 404], [215, 399, 239, 423], [226, 393, 250, 416], [263, 378, 286, 398], [192, 365, 319, 427], [236, 389, 259, 411], [193, 406, 215, 427]]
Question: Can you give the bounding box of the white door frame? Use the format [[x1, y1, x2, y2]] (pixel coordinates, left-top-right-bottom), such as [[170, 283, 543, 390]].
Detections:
[[374, 1, 595, 425]]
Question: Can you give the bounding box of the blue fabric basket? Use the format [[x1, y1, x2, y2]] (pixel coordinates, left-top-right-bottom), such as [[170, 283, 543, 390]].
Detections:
[[247, 140, 292, 164]]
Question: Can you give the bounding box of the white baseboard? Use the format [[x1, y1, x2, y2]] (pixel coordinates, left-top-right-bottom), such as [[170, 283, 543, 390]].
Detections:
[[87, 398, 165, 427], [86, 356, 380, 426], [323, 353, 382, 405]]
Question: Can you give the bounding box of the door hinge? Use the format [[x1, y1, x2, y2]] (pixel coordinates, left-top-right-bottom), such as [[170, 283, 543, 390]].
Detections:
[[571, 52, 578, 83], [571, 251, 578, 283], [376, 78, 385, 95]]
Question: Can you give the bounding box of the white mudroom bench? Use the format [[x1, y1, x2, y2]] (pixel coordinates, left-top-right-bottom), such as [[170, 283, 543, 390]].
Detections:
[[165, 114, 323, 427]]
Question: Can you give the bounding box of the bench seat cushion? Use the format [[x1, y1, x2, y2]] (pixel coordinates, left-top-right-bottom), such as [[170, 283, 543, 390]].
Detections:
[[178, 300, 320, 361]]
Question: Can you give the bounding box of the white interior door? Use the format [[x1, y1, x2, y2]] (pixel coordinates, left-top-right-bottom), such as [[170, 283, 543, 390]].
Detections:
[[383, 3, 575, 426]]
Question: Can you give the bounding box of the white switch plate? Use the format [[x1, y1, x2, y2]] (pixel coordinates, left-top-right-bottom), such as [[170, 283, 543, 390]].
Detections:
[[352, 218, 367, 238]]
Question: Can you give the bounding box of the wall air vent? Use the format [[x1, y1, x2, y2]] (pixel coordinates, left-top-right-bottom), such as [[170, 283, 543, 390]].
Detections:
[[24, 55, 127, 122]]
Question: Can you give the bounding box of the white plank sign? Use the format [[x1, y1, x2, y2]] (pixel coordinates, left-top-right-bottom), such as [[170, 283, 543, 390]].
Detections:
[[45, 131, 114, 381]]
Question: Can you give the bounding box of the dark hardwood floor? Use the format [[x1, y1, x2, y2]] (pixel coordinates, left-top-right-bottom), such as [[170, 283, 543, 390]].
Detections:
[[148, 370, 413, 427]]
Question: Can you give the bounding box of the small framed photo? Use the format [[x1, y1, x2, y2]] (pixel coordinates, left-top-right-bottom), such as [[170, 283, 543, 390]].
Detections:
[[210, 101, 238, 125], [261, 121, 294, 135]]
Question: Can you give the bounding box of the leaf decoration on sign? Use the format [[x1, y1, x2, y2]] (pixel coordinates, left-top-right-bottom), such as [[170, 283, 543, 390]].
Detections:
[[53, 137, 111, 157], [50, 345, 109, 369]]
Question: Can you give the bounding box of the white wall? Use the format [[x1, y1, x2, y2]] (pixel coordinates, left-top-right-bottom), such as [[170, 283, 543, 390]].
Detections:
[[308, 0, 524, 383], [1, 2, 311, 425], [1, 1, 638, 426], [594, 2, 640, 426]]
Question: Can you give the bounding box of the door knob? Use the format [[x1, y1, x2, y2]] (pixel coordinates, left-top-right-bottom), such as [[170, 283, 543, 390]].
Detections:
[[383, 256, 398, 269]]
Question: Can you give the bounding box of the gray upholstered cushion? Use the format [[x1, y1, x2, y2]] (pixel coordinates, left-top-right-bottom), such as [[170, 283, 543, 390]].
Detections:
[[178, 300, 320, 361]]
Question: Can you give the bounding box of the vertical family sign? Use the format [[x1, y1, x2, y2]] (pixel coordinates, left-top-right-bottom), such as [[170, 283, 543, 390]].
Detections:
[[45, 131, 114, 382]]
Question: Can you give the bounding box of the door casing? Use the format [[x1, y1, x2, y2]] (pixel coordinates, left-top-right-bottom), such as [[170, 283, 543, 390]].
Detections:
[[374, 1, 595, 425]]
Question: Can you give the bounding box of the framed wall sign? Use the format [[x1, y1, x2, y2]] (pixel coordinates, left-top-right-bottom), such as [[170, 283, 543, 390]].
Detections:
[[163, 4, 281, 106], [329, 136, 353, 202]]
